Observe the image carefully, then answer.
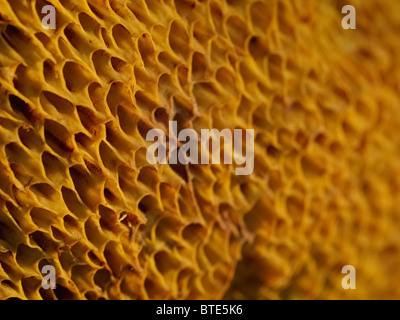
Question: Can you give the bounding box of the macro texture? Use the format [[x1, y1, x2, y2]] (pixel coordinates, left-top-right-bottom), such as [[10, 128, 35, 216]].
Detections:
[[0, 0, 400, 300]]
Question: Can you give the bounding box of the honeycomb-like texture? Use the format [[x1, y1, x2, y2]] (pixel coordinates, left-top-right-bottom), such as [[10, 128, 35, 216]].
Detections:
[[0, 0, 400, 300]]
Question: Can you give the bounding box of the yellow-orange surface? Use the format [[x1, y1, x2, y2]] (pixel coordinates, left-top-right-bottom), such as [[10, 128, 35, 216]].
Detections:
[[0, 0, 399, 299]]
